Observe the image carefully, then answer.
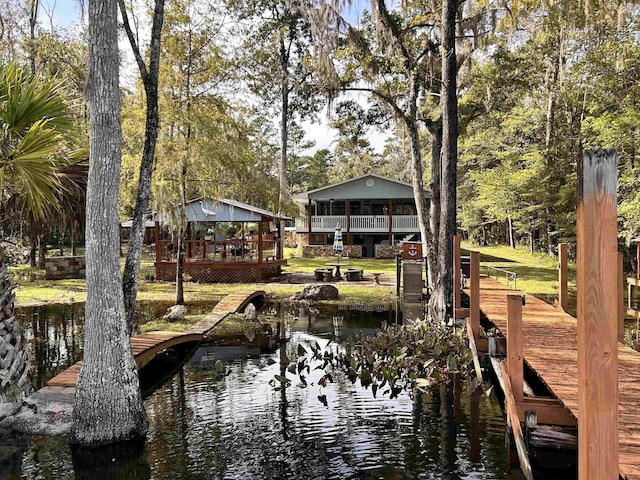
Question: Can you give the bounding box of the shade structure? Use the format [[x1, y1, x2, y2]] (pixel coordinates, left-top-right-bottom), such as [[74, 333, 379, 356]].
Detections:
[[333, 223, 343, 255]]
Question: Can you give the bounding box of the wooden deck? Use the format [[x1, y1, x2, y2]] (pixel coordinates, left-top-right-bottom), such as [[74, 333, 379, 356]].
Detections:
[[467, 276, 640, 480], [45, 290, 267, 389]]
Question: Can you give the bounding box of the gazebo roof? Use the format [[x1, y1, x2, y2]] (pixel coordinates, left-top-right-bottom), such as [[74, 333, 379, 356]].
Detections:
[[150, 198, 290, 224]]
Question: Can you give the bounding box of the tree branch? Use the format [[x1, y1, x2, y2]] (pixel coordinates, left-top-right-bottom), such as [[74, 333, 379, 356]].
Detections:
[[117, 0, 148, 81]]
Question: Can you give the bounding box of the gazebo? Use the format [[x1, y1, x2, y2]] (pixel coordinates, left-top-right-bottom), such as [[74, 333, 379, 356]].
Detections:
[[151, 198, 289, 283]]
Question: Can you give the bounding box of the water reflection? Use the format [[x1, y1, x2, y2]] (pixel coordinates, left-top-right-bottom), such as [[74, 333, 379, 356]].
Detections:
[[13, 301, 514, 479]]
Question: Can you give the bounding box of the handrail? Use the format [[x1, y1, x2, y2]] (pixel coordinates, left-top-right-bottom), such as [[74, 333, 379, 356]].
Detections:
[[486, 265, 517, 290], [156, 238, 278, 262]]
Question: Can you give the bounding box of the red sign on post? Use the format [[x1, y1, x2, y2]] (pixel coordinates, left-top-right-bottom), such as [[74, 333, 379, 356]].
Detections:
[[402, 242, 422, 261]]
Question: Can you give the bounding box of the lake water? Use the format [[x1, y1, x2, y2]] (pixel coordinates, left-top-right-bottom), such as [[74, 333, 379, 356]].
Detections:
[[2, 301, 580, 479]]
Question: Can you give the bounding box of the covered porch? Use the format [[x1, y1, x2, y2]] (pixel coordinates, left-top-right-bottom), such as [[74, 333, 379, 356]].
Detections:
[[152, 198, 288, 283]]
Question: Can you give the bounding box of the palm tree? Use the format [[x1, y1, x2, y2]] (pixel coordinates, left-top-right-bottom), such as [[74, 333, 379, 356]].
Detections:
[[0, 62, 75, 402]]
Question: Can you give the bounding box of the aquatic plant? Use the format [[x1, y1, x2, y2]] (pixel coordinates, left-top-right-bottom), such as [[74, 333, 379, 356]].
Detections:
[[274, 317, 471, 399], [337, 318, 471, 396]]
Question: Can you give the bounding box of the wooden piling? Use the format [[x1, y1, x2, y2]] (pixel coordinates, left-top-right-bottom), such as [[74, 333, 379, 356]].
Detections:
[[619, 252, 625, 343], [470, 251, 480, 338], [507, 295, 524, 404], [577, 149, 619, 480], [558, 243, 568, 311], [453, 235, 461, 313]]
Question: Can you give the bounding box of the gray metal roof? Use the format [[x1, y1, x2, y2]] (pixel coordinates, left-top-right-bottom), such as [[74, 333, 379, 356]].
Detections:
[[151, 198, 290, 224], [292, 173, 426, 201]]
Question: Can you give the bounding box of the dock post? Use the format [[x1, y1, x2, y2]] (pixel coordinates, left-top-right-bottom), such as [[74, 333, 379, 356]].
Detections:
[[558, 243, 568, 311], [619, 252, 625, 343], [507, 295, 524, 404], [470, 251, 480, 338], [453, 235, 461, 314], [577, 149, 619, 480]]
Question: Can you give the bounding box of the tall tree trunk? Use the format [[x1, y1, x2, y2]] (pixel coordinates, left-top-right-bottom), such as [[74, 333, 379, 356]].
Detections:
[[176, 24, 193, 306], [71, 0, 148, 445], [120, 0, 165, 334], [28, 0, 39, 75], [404, 73, 434, 300], [543, 25, 563, 256], [30, 241, 36, 268], [37, 234, 46, 269], [428, 120, 443, 289], [175, 161, 187, 306], [278, 30, 290, 257], [508, 216, 514, 248], [429, 0, 458, 322]]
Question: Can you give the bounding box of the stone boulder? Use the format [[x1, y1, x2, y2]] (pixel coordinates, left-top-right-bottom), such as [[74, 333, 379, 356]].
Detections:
[[163, 304, 186, 322], [294, 285, 339, 301], [244, 303, 258, 321]]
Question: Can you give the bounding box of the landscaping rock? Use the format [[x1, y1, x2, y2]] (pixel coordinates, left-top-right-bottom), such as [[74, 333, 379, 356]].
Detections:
[[243, 303, 258, 321], [294, 285, 339, 301], [163, 305, 186, 322]]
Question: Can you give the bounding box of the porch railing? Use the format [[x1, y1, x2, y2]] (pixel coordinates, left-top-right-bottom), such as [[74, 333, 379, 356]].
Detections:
[[156, 239, 279, 263], [295, 214, 419, 233]]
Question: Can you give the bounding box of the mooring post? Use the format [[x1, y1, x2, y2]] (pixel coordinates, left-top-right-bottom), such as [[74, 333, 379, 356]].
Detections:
[[470, 251, 480, 338], [507, 295, 524, 404], [453, 235, 461, 313], [619, 252, 625, 343], [558, 243, 568, 311], [577, 149, 619, 480]]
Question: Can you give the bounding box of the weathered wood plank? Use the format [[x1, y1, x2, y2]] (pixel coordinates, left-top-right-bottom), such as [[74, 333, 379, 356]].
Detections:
[[507, 295, 523, 404], [558, 243, 568, 312], [577, 148, 619, 479]]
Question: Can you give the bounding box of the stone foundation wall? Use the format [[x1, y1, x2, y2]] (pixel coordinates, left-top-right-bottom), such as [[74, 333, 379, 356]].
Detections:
[[302, 245, 362, 258], [374, 245, 402, 259], [45, 256, 86, 280], [284, 230, 297, 248]]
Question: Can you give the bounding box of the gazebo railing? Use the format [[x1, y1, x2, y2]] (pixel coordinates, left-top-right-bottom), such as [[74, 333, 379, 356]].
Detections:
[[157, 239, 279, 263]]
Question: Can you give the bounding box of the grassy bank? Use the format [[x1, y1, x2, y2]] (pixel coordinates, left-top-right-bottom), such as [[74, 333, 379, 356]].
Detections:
[[11, 254, 397, 307], [464, 243, 575, 310], [11, 244, 568, 309]]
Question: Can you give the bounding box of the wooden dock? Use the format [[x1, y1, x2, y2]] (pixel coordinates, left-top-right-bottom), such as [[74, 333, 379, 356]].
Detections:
[[44, 290, 267, 390], [467, 276, 640, 480]]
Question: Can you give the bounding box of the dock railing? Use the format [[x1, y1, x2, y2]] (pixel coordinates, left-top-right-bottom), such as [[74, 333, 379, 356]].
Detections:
[[486, 265, 517, 290]]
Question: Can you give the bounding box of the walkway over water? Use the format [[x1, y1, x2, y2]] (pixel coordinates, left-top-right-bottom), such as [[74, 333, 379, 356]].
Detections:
[[467, 276, 640, 480], [45, 290, 266, 390]]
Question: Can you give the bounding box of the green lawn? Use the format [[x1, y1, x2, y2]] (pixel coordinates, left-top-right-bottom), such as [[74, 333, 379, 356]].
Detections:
[[463, 243, 575, 312], [11, 251, 397, 307], [10, 243, 570, 309]]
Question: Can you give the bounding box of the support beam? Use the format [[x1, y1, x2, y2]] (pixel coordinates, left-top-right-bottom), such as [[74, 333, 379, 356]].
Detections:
[[346, 199, 351, 245], [453, 235, 461, 313], [516, 397, 577, 427], [470, 251, 480, 338], [577, 149, 619, 480], [507, 295, 524, 404], [154, 221, 160, 262], [388, 199, 393, 244], [258, 222, 264, 262], [558, 242, 568, 311], [307, 199, 312, 239]]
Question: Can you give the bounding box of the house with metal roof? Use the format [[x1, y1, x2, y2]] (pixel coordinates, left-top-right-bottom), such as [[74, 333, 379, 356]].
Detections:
[[292, 174, 428, 258]]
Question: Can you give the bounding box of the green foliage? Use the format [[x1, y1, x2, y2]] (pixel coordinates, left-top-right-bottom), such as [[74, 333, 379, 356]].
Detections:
[[281, 317, 470, 398], [0, 62, 76, 222]]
